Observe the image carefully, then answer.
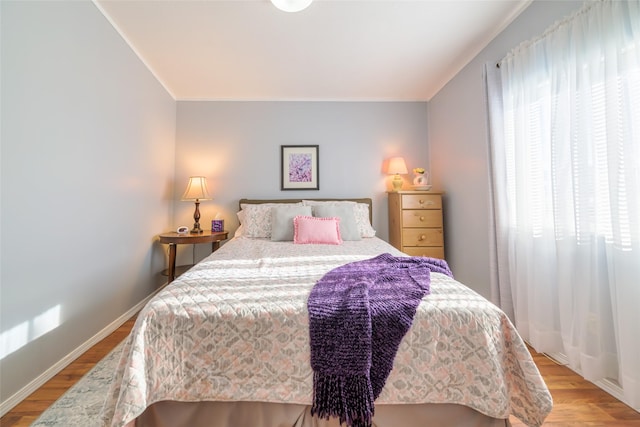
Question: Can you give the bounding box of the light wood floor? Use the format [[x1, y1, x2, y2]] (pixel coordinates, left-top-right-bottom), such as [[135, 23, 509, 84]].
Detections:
[[1, 314, 639, 426]]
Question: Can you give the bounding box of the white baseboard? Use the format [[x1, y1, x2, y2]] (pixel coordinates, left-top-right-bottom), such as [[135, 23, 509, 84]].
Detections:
[[0, 284, 167, 417]]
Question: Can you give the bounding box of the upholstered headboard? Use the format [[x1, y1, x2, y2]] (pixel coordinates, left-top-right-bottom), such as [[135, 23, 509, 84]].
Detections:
[[238, 198, 373, 224]]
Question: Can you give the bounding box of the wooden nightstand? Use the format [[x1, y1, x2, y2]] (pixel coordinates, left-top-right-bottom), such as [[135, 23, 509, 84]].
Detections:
[[158, 230, 228, 283], [388, 191, 445, 259]]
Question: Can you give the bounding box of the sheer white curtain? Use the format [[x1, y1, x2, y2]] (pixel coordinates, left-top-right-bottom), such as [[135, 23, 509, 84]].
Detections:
[[488, 0, 640, 410]]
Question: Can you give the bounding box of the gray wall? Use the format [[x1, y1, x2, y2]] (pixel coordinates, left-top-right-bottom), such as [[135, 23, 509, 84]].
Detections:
[[173, 101, 429, 265], [428, 0, 582, 299], [0, 1, 176, 405]]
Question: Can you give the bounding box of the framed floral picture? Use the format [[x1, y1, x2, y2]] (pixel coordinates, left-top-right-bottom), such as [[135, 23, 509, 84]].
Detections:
[[281, 145, 319, 190]]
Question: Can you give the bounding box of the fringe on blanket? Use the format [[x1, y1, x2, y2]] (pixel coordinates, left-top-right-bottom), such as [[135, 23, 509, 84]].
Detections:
[[311, 372, 375, 427]]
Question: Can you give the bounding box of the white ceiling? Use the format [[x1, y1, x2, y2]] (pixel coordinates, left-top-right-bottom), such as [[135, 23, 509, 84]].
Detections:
[[95, 0, 531, 101]]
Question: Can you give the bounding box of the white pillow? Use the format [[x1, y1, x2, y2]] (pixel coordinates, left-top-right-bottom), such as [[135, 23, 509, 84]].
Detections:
[[239, 203, 303, 238], [302, 200, 376, 238], [234, 210, 246, 237], [353, 203, 376, 238], [271, 205, 313, 241]]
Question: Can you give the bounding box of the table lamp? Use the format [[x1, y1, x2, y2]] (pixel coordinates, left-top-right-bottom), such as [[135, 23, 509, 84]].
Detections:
[[181, 176, 212, 234], [387, 157, 408, 192]]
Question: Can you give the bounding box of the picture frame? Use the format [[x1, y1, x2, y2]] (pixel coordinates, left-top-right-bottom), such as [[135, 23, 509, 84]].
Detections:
[[281, 145, 319, 190]]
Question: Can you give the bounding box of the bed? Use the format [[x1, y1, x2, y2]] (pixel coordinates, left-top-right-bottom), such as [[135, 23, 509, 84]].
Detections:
[[100, 198, 552, 427]]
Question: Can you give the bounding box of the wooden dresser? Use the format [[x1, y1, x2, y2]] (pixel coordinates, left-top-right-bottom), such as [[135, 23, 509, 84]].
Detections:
[[388, 191, 445, 259]]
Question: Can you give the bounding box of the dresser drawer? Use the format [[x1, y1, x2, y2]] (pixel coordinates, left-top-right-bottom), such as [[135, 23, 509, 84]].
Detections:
[[402, 194, 442, 210], [402, 228, 444, 246], [402, 246, 445, 259], [402, 209, 442, 228]]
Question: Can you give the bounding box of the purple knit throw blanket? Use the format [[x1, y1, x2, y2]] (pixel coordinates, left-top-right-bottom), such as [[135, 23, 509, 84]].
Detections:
[[308, 253, 453, 427]]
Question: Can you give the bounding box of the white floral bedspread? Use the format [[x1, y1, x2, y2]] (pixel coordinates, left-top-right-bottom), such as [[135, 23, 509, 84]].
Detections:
[[100, 237, 552, 427]]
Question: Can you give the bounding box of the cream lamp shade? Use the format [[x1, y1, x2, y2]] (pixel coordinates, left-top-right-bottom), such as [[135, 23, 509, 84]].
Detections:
[[182, 176, 212, 201], [270, 0, 313, 12], [182, 176, 212, 234], [387, 157, 408, 192]]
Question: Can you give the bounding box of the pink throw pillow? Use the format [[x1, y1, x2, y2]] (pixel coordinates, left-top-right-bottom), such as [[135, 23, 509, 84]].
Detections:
[[293, 215, 342, 245]]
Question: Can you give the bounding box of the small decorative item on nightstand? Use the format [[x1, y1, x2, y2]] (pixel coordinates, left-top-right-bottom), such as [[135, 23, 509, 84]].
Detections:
[[211, 219, 224, 232], [412, 168, 431, 191]]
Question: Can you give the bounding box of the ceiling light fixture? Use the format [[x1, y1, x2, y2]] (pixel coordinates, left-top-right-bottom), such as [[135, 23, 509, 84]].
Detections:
[[270, 0, 313, 13]]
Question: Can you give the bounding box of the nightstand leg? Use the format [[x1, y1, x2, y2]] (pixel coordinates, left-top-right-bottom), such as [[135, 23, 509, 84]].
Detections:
[[167, 243, 177, 283], [212, 241, 220, 253]]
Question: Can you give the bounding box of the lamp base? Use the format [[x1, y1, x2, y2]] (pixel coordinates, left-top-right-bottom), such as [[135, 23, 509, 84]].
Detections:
[[191, 200, 204, 233], [391, 174, 403, 192]]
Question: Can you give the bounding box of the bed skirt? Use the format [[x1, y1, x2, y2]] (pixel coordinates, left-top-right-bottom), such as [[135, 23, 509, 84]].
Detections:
[[136, 401, 511, 427]]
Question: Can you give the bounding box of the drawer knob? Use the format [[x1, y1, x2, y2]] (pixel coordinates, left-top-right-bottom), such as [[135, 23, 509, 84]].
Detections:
[[419, 234, 426, 241], [419, 216, 425, 221], [418, 199, 434, 206]]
